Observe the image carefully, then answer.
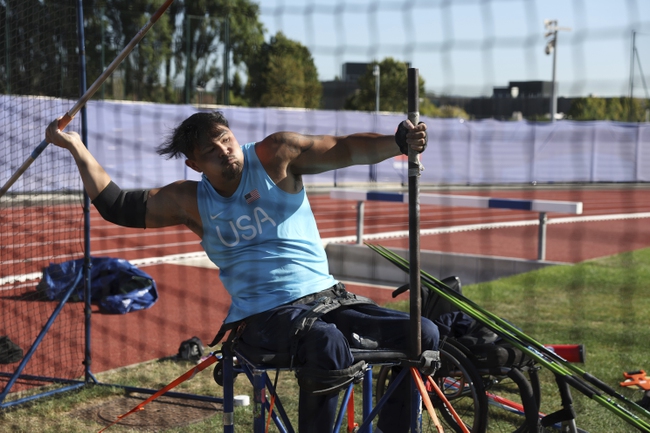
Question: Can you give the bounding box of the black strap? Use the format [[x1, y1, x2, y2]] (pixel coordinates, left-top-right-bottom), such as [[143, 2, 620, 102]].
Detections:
[[287, 284, 376, 368], [295, 360, 367, 395], [210, 284, 375, 350], [289, 297, 341, 368], [209, 320, 244, 347], [209, 324, 232, 347]]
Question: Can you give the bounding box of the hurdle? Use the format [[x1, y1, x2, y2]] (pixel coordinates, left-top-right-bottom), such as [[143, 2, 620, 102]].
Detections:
[[329, 189, 583, 261]]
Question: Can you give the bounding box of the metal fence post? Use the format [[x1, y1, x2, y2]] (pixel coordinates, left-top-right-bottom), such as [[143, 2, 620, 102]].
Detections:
[[538, 212, 548, 261], [356, 201, 365, 244]]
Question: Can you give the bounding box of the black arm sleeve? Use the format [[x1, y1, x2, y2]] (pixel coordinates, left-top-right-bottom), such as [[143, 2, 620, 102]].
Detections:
[[92, 181, 148, 228]]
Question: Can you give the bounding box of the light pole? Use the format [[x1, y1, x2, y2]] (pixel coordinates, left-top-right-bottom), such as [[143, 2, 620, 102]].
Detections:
[[373, 63, 380, 113], [196, 84, 205, 109], [370, 63, 380, 182], [544, 19, 571, 122], [629, 30, 636, 105]]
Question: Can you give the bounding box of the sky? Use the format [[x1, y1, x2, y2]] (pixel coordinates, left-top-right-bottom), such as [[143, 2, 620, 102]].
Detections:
[[252, 0, 650, 98]]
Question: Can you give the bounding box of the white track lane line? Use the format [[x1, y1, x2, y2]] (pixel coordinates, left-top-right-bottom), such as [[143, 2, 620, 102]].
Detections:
[[3, 212, 650, 288]]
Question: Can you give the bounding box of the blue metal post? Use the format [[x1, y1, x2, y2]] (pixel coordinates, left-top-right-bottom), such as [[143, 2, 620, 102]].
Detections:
[[253, 370, 267, 432], [222, 351, 235, 433], [0, 270, 83, 404]]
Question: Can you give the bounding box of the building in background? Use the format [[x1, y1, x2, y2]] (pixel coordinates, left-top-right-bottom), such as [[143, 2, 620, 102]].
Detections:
[[321, 63, 369, 110], [429, 81, 572, 120], [321, 66, 573, 120]]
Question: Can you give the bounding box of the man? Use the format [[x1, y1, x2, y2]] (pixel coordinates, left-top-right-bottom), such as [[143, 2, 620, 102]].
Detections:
[[45, 111, 438, 433]]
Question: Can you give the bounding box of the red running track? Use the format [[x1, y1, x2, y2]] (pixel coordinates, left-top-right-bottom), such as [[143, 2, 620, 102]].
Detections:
[[4, 186, 650, 374]]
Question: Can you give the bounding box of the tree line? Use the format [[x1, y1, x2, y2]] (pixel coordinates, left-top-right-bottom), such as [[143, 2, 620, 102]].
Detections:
[[0, 0, 466, 116], [566, 97, 649, 122], [1, 0, 647, 121]]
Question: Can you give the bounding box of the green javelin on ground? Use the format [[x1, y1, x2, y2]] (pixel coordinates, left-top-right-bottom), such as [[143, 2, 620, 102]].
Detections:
[[367, 243, 650, 433]]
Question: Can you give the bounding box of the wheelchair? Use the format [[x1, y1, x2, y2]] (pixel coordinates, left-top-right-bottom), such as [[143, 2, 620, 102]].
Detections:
[[375, 340, 488, 432], [379, 275, 589, 433], [213, 314, 486, 432]]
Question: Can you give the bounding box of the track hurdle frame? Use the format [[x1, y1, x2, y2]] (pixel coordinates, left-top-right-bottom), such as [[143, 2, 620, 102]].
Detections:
[[330, 189, 583, 261]]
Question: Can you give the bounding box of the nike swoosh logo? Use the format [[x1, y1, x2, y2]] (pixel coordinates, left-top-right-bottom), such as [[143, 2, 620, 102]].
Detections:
[[210, 211, 224, 220]]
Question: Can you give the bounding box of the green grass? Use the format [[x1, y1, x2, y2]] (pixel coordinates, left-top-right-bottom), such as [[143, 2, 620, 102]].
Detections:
[[466, 249, 650, 385], [388, 248, 650, 432], [0, 358, 268, 432], [2, 248, 650, 432]]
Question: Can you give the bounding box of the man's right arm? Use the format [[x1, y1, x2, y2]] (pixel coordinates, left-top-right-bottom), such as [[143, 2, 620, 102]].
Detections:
[[45, 118, 201, 235], [45, 118, 111, 200]]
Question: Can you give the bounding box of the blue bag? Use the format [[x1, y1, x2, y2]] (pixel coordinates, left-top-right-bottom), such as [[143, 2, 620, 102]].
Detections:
[[38, 257, 158, 314]]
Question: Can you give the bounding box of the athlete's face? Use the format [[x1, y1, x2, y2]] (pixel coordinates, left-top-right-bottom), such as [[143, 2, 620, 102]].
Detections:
[[185, 126, 244, 195]]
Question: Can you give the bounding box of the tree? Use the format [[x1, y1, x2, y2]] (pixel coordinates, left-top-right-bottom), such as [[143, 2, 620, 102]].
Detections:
[[344, 58, 443, 117], [81, 0, 265, 103], [438, 105, 469, 119], [566, 97, 606, 120], [81, 0, 175, 101], [1, 0, 81, 97], [245, 32, 322, 108], [567, 96, 649, 121], [173, 0, 265, 104], [228, 71, 247, 106]]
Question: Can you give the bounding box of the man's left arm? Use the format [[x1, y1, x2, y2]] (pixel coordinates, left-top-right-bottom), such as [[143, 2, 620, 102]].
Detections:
[[288, 120, 427, 175]]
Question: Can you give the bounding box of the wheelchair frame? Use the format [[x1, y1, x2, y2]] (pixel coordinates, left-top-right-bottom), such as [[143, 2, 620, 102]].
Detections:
[[219, 344, 475, 433]]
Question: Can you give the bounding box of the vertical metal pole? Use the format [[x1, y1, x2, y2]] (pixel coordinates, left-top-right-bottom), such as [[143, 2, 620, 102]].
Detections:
[[223, 13, 230, 105], [362, 367, 373, 421], [334, 385, 353, 432], [550, 30, 558, 122], [185, 16, 191, 104], [537, 212, 547, 261], [407, 68, 421, 359], [356, 201, 365, 245], [374, 64, 380, 113], [100, 10, 105, 100], [222, 350, 235, 433], [253, 371, 266, 432], [370, 64, 380, 182], [544, 20, 569, 122], [75, 0, 95, 383], [629, 30, 637, 121], [411, 379, 423, 433], [5, 1, 10, 94]]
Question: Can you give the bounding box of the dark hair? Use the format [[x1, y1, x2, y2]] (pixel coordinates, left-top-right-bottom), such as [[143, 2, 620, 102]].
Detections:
[[157, 111, 230, 159]]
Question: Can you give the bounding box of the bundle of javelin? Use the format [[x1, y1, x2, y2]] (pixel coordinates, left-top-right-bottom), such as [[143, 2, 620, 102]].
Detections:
[[367, 243, 650, 433]]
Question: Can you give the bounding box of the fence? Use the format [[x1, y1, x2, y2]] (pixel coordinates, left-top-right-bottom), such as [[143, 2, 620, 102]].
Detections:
[[2, 1, 650, 429], [2, 96, 650, 193]]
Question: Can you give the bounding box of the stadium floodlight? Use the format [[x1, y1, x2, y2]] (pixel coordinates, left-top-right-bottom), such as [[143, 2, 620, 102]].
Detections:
[[544, 20, 571, 122]]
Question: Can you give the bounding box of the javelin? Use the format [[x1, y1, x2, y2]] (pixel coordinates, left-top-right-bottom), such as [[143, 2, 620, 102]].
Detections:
[[0, 0, 175, 199], [368, 243, 650, 432], [98, 353, 219, 432]]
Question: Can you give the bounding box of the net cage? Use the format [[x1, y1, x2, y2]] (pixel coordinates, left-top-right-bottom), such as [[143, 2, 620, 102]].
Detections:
[[1, 0, 650, 431], [0, 0, 86, 402]]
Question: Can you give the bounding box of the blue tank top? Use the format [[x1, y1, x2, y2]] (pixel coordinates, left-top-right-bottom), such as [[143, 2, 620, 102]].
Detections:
[[196, 142, 338, 323]]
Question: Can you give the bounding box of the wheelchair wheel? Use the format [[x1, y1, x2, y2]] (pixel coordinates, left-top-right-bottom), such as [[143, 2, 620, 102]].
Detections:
[[482, 365, 542, 433], [376, 344, 488, 433]]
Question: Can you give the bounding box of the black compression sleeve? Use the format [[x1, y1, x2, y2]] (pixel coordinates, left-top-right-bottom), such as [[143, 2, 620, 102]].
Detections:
[[92, 181, 148, 228]]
